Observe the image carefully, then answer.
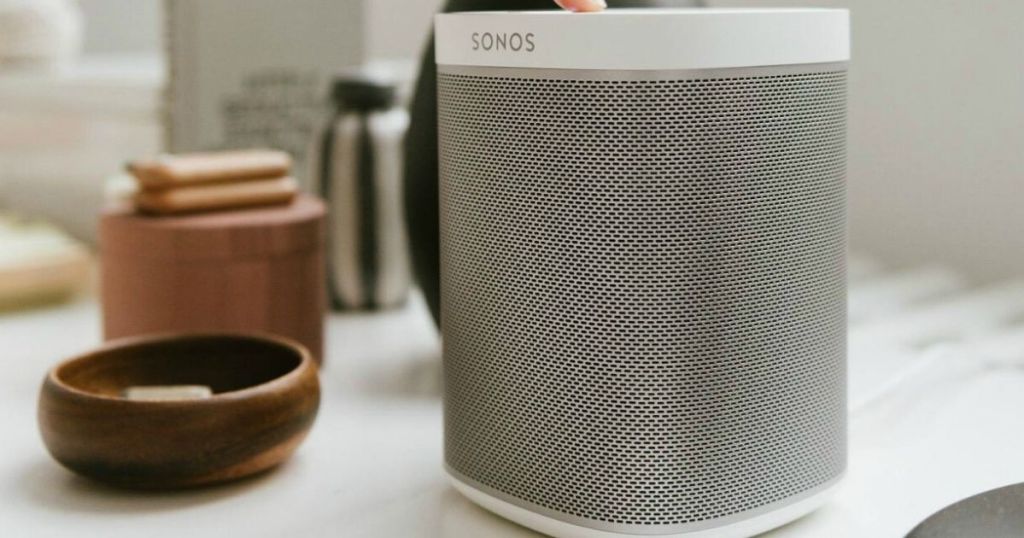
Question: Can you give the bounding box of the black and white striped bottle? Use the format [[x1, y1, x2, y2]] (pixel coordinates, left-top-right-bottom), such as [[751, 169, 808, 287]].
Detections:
[[314, 75, 411, 310]]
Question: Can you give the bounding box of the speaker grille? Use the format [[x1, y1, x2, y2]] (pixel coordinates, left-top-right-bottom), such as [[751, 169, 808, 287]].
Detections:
[[439, 66, 847, 529]]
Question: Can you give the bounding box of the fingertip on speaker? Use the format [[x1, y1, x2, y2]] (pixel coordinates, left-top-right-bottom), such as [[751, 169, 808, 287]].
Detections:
[[554, 0, 608, 13]]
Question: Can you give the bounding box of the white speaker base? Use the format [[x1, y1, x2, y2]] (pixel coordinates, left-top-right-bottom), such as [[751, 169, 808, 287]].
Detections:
[[448, 471, 840, 538]]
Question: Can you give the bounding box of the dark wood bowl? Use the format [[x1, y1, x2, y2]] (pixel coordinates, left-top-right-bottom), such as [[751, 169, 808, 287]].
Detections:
[[38, 333, 320, 489]]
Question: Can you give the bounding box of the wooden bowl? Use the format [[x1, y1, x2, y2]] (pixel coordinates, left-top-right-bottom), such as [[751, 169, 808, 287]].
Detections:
[[38, 333, 320, 489]]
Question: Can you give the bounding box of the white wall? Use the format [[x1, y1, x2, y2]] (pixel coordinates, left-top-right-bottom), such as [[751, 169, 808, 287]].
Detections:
[[77, 0, 441, 60], [78, 0, 162, 53], [711, 0, 1024, 281], [364, 0, 444, 62]]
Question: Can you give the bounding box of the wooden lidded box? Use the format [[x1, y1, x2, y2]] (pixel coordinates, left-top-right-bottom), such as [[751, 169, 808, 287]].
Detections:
[[100, 195, 326, 363]]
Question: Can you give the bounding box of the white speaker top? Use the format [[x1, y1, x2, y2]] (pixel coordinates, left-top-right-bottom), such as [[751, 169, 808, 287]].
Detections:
[[435, 8, 849, 71]]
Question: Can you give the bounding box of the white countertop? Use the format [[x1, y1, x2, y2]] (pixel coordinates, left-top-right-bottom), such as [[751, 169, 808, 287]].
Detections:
[[2, 279, 1024, 537]]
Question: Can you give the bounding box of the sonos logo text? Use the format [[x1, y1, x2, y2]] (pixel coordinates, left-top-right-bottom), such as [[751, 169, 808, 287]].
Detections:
[[471, 32, 536, 52]]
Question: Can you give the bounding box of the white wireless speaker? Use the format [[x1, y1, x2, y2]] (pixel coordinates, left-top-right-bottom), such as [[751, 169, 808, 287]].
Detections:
[[436, 9, 849, 538]]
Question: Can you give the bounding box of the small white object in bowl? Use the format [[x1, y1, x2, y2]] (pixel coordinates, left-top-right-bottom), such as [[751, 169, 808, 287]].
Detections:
[[123, 385, 214, 401]]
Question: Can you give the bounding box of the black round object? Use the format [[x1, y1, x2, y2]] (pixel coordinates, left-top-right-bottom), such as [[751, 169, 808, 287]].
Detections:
[[907, 483, 1024, 538]]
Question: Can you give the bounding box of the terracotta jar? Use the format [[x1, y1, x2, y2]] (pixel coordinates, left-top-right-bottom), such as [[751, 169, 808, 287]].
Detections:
[[100, 195, 326, 363]]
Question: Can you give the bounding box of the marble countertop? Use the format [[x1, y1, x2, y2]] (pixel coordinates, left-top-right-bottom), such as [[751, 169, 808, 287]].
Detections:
[[2, 280, 1023, 537]]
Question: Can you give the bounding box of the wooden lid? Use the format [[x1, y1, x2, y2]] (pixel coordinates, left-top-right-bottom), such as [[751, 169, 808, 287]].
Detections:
[[101, 194, 325, 261]]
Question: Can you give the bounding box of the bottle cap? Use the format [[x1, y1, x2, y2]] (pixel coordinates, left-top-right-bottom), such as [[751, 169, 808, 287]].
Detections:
[[331, 75, 397, 111]]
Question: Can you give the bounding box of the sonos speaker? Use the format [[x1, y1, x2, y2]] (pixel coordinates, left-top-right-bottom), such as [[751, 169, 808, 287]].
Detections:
[[436, 9, 849, 538]]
